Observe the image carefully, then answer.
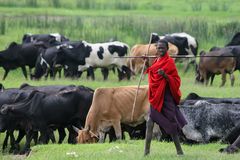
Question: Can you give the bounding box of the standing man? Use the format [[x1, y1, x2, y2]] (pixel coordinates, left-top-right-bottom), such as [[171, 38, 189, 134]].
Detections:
[[144, 39, 187, 156]]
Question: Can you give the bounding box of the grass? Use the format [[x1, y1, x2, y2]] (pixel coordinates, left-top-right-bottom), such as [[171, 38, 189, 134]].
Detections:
[[0, 140, 239, 160]]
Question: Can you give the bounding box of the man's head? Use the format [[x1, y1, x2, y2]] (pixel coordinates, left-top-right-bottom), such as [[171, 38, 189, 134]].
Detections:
[[156, 39, 169, 57]]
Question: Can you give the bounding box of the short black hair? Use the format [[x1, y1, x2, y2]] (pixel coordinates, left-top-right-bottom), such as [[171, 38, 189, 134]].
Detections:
[[157, 39, 169, 50]]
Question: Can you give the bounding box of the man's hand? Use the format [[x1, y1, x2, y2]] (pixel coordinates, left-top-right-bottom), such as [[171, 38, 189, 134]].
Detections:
[[158, 69, 165, 76], [158, 69, 168, 81]]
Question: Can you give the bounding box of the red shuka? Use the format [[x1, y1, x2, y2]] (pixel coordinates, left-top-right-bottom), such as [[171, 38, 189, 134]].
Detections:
[[145, 53, 181, 112]]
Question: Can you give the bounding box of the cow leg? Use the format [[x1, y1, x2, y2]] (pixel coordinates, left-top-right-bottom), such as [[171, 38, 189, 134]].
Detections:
[[19, 130, 34, 155], [144, 117, 154, 156], [2, 131, 10, 151], [117, 68, 124, 81], [2, 69, 9, 80], [230, 73, 235, 87], [171, 134, 184, 155], [48, 129, 56, 144], [67, 126, 77, 144], [101, 68, 109, 80], [9, 130, 18, 153], [99, 131, 106, 143], [220, 135, 240, 153], [113, 121, 122, 140], [220, 71, 227, 87], [183, 59, 190, 73], [210, 74, 215, 86], [21, 66, 28, 80], [32, 131, 38, 145], [87, 67, 95, 80], [16, 129, 25, 143], [122, 65, 132, 80], [58, 127, 66, 144], [231, 135, 240, 151]]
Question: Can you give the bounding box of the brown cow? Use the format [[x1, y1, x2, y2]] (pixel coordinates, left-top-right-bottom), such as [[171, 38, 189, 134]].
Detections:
[[127, 43, 178, 74], [75, 85, 149, 143], [196, 48, 236, 87]]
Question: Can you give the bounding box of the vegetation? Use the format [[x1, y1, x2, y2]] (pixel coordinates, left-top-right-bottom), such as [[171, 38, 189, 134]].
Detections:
[[0, 0, 240, 159]]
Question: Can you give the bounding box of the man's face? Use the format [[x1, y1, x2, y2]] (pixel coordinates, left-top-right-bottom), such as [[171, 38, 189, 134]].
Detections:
[[156, 42, 168, 57]]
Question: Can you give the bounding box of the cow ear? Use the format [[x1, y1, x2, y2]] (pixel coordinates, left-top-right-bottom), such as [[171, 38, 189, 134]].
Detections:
[[8, 42, 18, 49]]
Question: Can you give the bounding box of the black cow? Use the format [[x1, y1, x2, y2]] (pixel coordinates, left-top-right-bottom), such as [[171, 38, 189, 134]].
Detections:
[[220, 122, 240, 154], [54, 40, 132, 81], [0, 86, 93, 154], [0, 42, 45, 80], [181, 92, 240, 105], [151, 32, 198, 72], [179, 101, 240, 143], [226, 32, 240, 46], [22, 33, 69, 46]]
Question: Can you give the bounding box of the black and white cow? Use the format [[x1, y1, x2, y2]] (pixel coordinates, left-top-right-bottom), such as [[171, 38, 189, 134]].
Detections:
[[55, 40, 132, 80], [179, 101, 240, 143], [151, 32, 198, 72], [0, 42, 45, 80], [22, 33, 69, 46]]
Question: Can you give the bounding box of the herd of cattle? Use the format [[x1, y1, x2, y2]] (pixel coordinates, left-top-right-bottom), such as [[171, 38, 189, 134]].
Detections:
[[1, 32, 239, 85], [0, 83, 239, 155]]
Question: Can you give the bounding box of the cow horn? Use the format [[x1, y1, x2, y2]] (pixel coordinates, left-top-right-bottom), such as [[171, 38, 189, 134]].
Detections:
[[72, 126, 80, 133]]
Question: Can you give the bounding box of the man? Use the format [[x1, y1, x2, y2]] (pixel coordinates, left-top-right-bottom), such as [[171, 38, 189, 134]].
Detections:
[[144, 39, 187, 156]]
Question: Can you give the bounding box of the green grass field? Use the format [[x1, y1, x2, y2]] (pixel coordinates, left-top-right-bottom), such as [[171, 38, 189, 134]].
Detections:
[[0, 0, 240, 159]]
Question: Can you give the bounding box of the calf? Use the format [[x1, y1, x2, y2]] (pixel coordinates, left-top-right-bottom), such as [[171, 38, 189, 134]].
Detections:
[[196, 48, 236, 87], [75, 86, 149, 143]]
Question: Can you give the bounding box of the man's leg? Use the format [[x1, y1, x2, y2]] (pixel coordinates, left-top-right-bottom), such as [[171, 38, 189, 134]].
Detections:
[[171, 134, 184, 155], [144, 116, 154, 156]]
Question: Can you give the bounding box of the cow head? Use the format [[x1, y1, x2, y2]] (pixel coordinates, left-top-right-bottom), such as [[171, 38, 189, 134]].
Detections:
[[73, 126, 98, 144], [22, 33, 32, 44], [150, 33, 160, 43]]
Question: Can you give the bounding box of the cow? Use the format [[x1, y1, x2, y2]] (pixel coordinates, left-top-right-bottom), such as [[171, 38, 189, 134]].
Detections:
[[55, 41, 133, 81], [30, 44, 73, 80], [74, 86, 149, 143], [195, 48, 236, 87], [226, 32, 240, 46], [179, 101, 240, 143], [0, 42, 45, 80], [220, 122, 240, 154], [181, 92, 240, 105], [0, 85, 94, 154], [22, 33, 69, 46], [151, 32, 198, 72], [127, 43, 178, 75]]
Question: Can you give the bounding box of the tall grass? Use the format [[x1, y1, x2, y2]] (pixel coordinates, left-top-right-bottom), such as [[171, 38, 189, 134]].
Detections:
[[0, 15, 239, 49]]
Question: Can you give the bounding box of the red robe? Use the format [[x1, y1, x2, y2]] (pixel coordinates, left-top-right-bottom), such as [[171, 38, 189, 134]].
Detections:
[[145, 53, 181, 112]]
